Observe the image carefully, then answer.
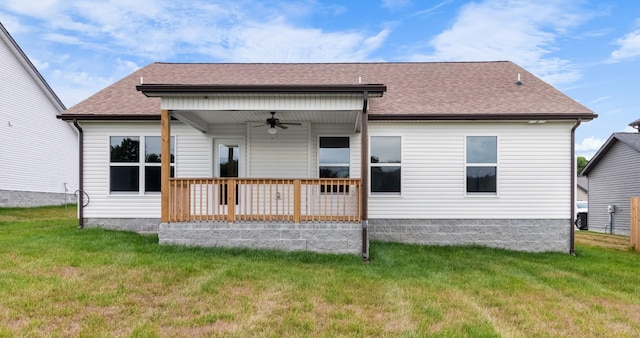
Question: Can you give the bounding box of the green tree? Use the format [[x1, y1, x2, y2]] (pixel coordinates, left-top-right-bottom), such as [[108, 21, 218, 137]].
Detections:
[[110, 137, 139, 162], [577, 156, 588, 175]]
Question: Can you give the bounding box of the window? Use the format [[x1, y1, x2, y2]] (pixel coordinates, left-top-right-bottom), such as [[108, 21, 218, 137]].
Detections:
[[466, 136, 497, 193], [110, 136, 174, 193], [319, 137, 349, 193], [370, 136, 401, 193]]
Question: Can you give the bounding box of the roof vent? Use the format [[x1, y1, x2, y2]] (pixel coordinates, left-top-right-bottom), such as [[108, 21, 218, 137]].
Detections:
[[515, 73, 522, 86]]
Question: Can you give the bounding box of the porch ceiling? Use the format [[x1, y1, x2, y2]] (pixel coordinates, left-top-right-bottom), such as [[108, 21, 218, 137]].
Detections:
[[172, 109, 360, 125]]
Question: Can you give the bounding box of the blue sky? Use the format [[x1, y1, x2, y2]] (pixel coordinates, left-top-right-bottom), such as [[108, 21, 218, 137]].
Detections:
[[1, 0, 639, 158]]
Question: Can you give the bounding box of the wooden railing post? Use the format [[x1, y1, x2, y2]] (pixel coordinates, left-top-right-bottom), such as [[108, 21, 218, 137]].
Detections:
[[227, 179, 235, 223], [294, 180, 301, 223]]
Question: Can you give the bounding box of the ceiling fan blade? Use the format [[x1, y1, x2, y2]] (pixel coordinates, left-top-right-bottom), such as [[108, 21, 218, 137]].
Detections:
[[276, 124, 288, 129], [279, 122, 302, 126]]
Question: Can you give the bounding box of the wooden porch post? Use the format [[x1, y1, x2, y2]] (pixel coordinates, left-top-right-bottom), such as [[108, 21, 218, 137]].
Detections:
[[293, 179, 301, 223], [161, 109, 171, 223]]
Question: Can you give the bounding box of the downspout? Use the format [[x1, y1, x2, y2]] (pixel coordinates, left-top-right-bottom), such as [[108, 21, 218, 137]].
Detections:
[[73, 119, 84, 229], [570, 118, 582, 255], [361, 91, 369, 261]]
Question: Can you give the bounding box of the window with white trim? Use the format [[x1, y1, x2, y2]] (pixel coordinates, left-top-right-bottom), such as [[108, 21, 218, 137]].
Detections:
[[466, 136, 497, 194], [319, 136, 349, 193], [370, 136, 401, 193], [109, 136, 174, 193]]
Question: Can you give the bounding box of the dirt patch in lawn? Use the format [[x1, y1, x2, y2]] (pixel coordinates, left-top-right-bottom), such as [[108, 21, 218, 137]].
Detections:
[[575, 231, 633, 251]]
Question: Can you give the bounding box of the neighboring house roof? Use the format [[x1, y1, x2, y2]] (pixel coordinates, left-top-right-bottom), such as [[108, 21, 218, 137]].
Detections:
[[581, 132, 640, 175], [0, 22, 65, 111], [577, 175, 588, 193], [60, 61, 596, 121]]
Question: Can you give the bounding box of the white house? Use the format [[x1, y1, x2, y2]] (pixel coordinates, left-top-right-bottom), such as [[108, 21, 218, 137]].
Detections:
[[59, 62, 596, 257], [0, 22, 78, 207]]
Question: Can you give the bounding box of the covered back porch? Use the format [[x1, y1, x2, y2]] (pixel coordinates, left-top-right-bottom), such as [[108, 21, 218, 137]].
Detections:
[[137, 83, 386, 257]]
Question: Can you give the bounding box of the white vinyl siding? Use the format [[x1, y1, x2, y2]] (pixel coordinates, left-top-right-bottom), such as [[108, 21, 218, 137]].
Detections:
[[82, 119, 572, 221], [249, 122, 309, 178], [368, 121, 573, 219], [0, 33, 78, 194], [81, 122, 209, 218]]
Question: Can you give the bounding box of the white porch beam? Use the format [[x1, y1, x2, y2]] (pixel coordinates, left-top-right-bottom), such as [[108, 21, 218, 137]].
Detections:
[[354, 110, 361, 133], [171, 111, 209, 133]]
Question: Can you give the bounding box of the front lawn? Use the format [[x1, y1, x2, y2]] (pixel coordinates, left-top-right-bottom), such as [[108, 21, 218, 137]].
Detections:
[[1, 205, 639, 337]]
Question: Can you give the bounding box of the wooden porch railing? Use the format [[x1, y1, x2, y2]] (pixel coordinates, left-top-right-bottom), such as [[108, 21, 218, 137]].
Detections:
[[168, 178, 361, 223]]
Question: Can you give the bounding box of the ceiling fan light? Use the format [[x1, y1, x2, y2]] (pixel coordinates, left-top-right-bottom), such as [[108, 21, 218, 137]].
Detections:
[[267, 127, 278, 135]]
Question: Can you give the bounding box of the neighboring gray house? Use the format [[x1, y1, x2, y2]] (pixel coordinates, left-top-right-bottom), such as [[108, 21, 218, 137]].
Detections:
[[576, 176, 588, 201], [59, 61, 596, 256], [581, 126, 640, 235], [0, 22, 78, 207]]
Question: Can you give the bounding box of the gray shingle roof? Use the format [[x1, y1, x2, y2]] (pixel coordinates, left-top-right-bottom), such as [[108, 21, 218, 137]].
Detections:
[[581, 132, 640, 175], [614, 132, 640, 152], [61, 61, 596, 120]]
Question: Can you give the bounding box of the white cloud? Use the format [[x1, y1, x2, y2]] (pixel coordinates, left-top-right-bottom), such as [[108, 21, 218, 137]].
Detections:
[[590, 96, 610, 104], [115, 58, 140, 73], [1, 0, 66, 19], [576, 137, 605, 153], [42, 33, 84, 45], [206, 22, 389, 62], [409, 0, 455, 18], [50, 69, 115, 107], [608, 30, 640, 63], [408, 0, 591, 86], [0, 13, 26, 34], [30, 58, 49, 71], [2, 0, 392, 104], [382, 0, 411, 11], [3, 0, 388, 62]]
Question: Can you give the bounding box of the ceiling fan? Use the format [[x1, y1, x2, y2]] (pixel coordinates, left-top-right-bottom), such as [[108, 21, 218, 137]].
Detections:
[[255, 112, 301, 134]]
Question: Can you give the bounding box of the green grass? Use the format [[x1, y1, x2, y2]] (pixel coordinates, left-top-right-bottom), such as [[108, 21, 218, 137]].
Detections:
[[1, 205, 639, 337]]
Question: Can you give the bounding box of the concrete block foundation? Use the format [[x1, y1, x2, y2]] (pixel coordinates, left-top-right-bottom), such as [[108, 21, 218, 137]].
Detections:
[[159, 221, 363, 255], [368, 218, 571, 252]]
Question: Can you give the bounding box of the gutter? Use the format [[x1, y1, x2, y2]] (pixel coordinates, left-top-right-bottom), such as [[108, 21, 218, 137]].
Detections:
[[368, 113, 597, 121], [361, 91, 370, 262], [136, 83, 387, 96], [570, 118, 582, 255], [73, 120, 84, 229]]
